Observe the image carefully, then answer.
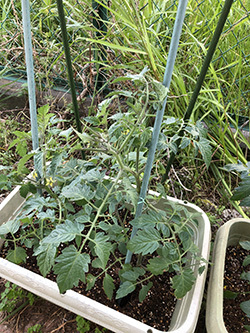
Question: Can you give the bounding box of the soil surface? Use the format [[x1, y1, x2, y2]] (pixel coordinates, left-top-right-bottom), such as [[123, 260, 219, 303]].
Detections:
[[223, 245, 250, 333], [0, 231, 177, 332]]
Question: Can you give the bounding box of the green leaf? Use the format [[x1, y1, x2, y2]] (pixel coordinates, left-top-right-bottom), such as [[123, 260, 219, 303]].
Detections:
[[223, 290, 238, 299], [74, 130, 92, 143], [76, 316, 90, 333], [34, 243, 57, 277], [198, 265, 206, 275], [116, 281, 135, 300], [195, 137, 212, 169], [19, 182, 37, 198], [86, 274, 97, 291], [240, 300, 250, 318], [171, 269, 196, 299], [103, 274, 115, 300], [231, 177, 250, 202], [86, 38, 147, 55], [6, 247, 27, 264], [147, 256, 171, 275], [93, 233, 113, 269], [241, 271, 250, 282], [151, 80, 169, 102], [127, 227, 161, 255], [244, 325, 250, 332], [239, 196, 250, 207], [22, 196, 47, 214], [0, 219, 20, 236], [240, 241, 250, 251], [59, 128, 73, 139], [180, 137, 191, 149], [42, 220, 84, 246], [121, 267, 145, 282], [17, 153, 34, 174], [139, 282, 153, 302], [37, 209, 56, 222], [54, 245, 90, 294], [243, 256, 250, 267], [47, 152, 64, 177], [61, 183, 94, 202]]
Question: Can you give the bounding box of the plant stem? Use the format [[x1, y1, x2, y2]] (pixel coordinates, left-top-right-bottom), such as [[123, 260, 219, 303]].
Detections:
[[79, 171, 123, 251]]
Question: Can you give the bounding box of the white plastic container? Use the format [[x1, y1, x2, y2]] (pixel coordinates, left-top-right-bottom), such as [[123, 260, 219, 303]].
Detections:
[[0, 183, 211, 333]]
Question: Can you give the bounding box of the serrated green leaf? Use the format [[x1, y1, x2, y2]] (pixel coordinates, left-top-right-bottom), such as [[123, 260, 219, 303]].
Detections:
[[0, 219, 20, 236], [47, 152, 64, 176], [127, 227, 161, 255], [180, 137, 191, 149], [240, 300, 250, 318], [147, 256, 171, 275], [86, 274, 97, 291], [37, 209, 56, 222], [195, 137, 212, 168], [121, 267, 145, 282], [17, 153, 34, 174], [130, 210, 165, 229], [80, 168, 105, 182], [34, 243, 57, 277], [116, 281, 135, 300], [6, 247, 26, 264], [139, 282, 153, 302], [172, 269, 196, 299], [54, 245, 90, 293], [103, 274, 115, 300], [22, 196, 47, 214], [93, 233, 113, 269], [42, 220, 84, 246], [61, 183, 94, 201]]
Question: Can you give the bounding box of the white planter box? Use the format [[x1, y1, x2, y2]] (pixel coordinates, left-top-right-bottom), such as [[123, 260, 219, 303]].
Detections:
[[0, 183, 211, 333], [206, 218, 250, 333]]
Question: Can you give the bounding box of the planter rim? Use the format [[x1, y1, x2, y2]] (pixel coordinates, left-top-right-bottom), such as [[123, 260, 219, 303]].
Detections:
[[206, 218, 250, 333], [0, 179, 211, 333]]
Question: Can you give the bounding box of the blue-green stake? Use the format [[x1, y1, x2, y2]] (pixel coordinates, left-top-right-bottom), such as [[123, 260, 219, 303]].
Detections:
[[125, 0, 189, 265], [21, 0, 39, 154]]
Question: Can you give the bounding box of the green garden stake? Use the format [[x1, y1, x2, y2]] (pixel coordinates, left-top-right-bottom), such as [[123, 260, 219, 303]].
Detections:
[[56, 0, 85, 159], [124, 0, 189, 266], [21, 0, 40, 177], [161, 0, 234, 184]]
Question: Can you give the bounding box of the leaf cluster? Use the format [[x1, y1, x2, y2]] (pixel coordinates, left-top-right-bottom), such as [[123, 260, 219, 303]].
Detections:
[[0, 73, 207, 304], [224, 161, 250, 206]]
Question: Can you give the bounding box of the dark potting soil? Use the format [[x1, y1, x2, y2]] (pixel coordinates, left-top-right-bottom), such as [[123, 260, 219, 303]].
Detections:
[[223, 245, 250, 333], [1, 238, 177, 332]]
